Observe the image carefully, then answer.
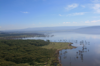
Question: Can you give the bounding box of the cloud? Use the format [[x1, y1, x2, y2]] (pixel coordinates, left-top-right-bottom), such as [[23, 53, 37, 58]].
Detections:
[[65, 3, 78, 10], [67, 12, 86, 16], [59, 14, 63, 16], [85, 20, 100, 23], [72, 12, 85, 15], [91, 20, 100, 23], [22, 12, 29, 13], [92, 4, 100, 13], [91, 20, 97, 23]]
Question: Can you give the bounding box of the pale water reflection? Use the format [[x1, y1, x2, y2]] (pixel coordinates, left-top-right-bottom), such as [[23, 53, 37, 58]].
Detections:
[[23, 32, 100, 66]]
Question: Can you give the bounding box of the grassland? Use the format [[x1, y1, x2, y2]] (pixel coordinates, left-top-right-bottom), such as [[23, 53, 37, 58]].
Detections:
[[41, 42, 76, 50]]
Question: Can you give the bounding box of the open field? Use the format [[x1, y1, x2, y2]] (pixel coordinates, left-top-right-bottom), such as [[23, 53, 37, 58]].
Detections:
[[41, 42, 76, 50]]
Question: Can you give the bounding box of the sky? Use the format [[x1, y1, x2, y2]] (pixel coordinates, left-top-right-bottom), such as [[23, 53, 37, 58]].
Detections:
[[0, 0, 100, 30]]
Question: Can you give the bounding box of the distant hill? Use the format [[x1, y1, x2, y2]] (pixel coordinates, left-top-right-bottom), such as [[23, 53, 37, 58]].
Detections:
[[1, 26, 85, 33], [73, 26, 100, 34], [1, 26, 100, 35]]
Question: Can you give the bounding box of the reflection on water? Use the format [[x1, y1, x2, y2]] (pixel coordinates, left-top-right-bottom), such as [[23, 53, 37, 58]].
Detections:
[[23, 32, 100, 66], [59, 40, 91, 66]]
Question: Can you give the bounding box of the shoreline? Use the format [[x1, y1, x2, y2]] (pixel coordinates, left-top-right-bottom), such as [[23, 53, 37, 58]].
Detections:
[[42, 42, 77, 66], [55, 43, 77, 66]]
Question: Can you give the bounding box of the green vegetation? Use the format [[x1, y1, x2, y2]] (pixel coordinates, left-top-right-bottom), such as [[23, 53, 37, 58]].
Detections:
[[41, 42, 75, 50], [0, 40, 76, 66], [0, 40, 56, 66]]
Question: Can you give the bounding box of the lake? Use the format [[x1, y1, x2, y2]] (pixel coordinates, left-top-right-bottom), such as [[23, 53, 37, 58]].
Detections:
[[23, 32, 100, 66]]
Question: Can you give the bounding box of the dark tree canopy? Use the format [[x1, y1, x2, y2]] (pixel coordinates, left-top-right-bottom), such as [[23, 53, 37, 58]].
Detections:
[[0, 40, 55, 66]]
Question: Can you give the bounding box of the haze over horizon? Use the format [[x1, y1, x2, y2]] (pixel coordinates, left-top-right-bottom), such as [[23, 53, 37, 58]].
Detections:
[[0, 0, 100, 30]]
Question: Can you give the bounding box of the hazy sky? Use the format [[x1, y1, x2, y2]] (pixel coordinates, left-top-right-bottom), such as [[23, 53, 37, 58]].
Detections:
[[0, 0, 100, 30]]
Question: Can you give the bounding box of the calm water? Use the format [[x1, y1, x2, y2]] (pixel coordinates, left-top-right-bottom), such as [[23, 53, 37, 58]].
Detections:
[[23, 32, 100, 66]]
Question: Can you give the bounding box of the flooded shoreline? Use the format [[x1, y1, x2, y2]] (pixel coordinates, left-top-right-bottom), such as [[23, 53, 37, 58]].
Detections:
[[57, 43, 77, 66]]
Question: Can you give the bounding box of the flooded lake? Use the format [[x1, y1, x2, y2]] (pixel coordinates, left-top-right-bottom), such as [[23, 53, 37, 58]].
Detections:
[[23, 32, 100, 66]]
